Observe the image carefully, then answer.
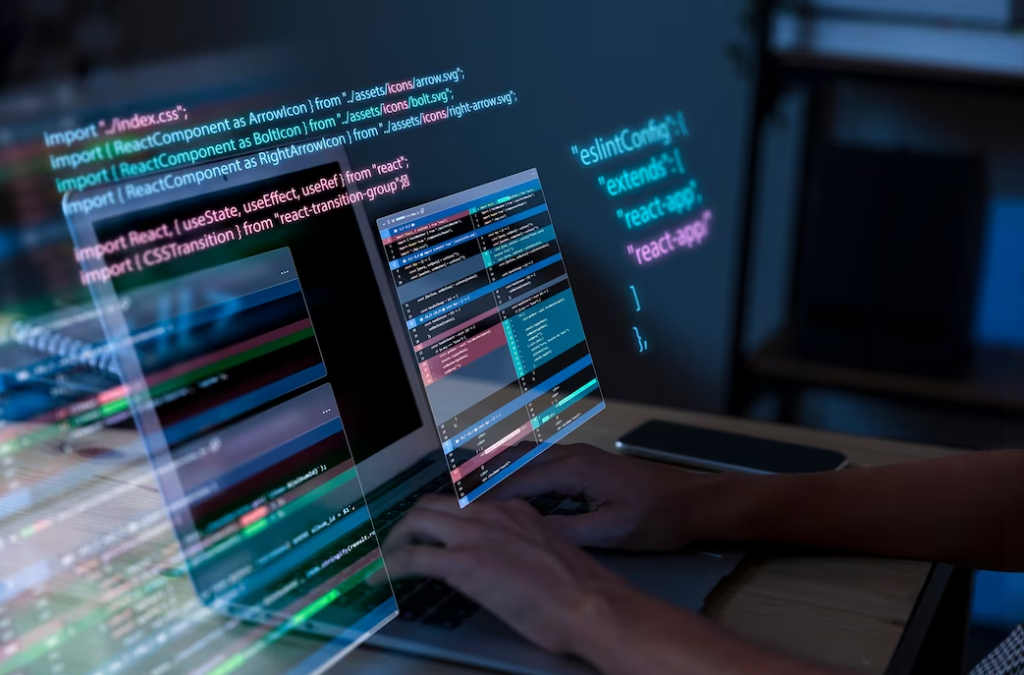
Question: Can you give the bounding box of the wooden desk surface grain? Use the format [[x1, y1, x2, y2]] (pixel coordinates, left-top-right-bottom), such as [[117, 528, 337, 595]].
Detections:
[[334, 399, 960, 675]]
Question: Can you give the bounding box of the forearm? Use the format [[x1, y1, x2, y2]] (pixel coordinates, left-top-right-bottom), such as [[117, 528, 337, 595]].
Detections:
[[571, 586, 834, 675], [699, 450, 1024, 571]]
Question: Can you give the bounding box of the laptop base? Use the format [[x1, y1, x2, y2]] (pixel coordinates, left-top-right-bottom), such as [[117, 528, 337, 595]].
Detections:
[[365, 547, 744, 675]]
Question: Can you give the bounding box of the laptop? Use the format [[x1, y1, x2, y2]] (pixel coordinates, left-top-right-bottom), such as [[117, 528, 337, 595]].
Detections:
[[68, 147, 743, 675], [67, 210, 403, 673]]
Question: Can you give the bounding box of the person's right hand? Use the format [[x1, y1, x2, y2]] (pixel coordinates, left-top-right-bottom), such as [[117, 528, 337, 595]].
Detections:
[[489, 443, 725, 551]]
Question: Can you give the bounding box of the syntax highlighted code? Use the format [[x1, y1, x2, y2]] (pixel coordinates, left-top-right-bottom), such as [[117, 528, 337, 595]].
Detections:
[[625, 211, 712, 266], [75, 157, 412, 286], [597, 149, 684, 198], [569, 113, 688, 167], [615, 179, 703, 230]]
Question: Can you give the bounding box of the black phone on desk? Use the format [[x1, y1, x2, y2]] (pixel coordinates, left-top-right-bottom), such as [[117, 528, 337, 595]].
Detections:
[[615, 420, 848, 474]]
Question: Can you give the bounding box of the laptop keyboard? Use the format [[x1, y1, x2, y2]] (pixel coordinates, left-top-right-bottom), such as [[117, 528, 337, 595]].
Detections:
[[373, 474, 590, 630]]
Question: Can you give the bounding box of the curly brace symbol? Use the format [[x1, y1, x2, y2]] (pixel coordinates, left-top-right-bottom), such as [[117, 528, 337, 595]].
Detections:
[[632, 327, 649, 353]]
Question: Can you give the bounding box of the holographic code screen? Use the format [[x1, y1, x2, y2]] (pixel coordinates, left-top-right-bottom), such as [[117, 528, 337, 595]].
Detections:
[[378, 170, 606, 507], [17, 161, 420, 675]]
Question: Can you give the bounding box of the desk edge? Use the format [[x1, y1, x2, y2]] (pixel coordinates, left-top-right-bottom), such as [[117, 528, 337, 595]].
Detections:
[[885, 563, 950, 675]]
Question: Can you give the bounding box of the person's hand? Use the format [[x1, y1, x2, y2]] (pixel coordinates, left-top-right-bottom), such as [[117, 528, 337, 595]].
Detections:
[[371, 494, 640, 654], [489, 443, 725, 551], [371, 494, 827, 675]]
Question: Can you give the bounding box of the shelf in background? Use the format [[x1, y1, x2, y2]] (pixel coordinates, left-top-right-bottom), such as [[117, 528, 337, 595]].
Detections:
[[771, 10, 1024, 86], [788, 0, 1024, 27], [748, 330, 1024, 416]]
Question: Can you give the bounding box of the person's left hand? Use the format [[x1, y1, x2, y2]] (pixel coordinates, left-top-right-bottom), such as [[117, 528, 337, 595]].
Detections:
[[369, 494, 638, 655]]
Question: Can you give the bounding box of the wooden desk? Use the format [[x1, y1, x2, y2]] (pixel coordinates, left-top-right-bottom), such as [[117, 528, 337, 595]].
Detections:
[[333, 399, 960, 675]]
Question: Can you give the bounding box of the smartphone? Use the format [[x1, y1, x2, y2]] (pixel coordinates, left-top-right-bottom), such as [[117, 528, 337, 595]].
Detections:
[[615, 420, 848, 474]]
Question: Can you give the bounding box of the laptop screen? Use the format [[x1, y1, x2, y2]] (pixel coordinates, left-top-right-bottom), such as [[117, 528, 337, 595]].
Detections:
[[377, 170, 606, 507], [80, 160, 430, 674], [94, 163, 422, 463]]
